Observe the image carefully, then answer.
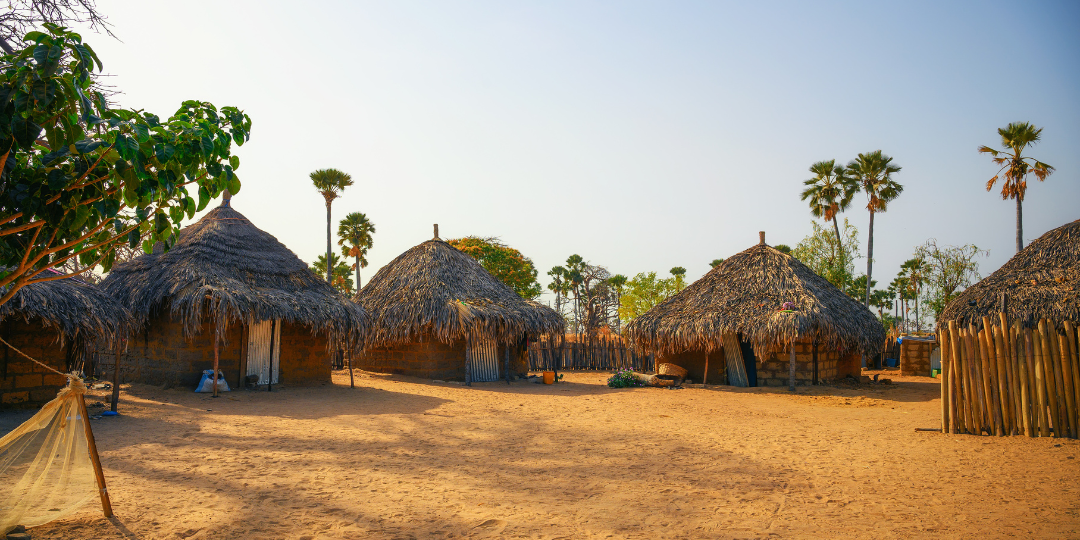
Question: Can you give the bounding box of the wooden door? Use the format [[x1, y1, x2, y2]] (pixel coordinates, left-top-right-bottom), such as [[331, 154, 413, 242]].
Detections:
[[247, 319, 281, 385], [469, 339, 500, 382]]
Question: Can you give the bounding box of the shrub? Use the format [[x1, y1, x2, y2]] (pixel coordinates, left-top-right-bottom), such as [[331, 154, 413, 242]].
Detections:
[[607, 369, 644, 388]]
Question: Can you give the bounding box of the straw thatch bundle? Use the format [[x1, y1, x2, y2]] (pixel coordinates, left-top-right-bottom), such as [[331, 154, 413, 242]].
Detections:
[[625, 236, 885, 357], [100, 204, 366, 346], [939, 218, 1079, 329], [356, 237, 564, 348], [0, 270, 128, 351]]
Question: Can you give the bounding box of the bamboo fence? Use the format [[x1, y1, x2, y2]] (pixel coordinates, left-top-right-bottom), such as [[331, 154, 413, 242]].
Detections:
[[528, 335, 653, 373], [938, 313, 1079, 438]]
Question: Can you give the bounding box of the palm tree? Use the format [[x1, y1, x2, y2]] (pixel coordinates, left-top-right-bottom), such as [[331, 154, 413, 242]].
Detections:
[[607, 274, 628, 333], [978, 122, 1055, 252], [310, 168, 354, 284], [800, 159, 857, 265], [846, 150, 903, 308], [709, 258, 724, 268], [337, 212, 375, 290]]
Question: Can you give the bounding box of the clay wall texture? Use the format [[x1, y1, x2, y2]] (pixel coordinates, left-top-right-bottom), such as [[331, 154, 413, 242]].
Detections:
[[0, 319, 71, 408], [658, 338, 848, 387], [112, 313, 330, 390], [358, 333, 528, 381], [900, 339, 935, 377]]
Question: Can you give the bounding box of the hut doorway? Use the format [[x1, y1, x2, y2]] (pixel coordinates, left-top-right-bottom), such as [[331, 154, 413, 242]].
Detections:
[[468, 339, 500, 382], [247, 319, 281, 385], [737, 334, 758, 387]]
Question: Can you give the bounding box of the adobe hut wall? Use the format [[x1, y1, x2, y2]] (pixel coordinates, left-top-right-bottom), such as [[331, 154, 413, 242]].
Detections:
[[755, 340, 841, 387], [899, 339, 935, 377], [116, 314, 331, 390], [656, 350, 726, 383], [837, 351, 862, 380], [358, 333, 529, 381], [0, 319, 71, 408]]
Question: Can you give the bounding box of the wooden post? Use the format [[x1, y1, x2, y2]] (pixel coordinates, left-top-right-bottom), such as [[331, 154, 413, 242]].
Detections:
[[1032, 325, 1050, 436], [110, 340, 121, 413], [992, 324, 1013, 435], [978, 323, 1003, 436], [267, 319, 277, 392], [1038, 320, 1061, 436], [348, 346, 355, 389], [1056, 330, 1077, 438], [505, 342, 511, 385], [965, 326, 986, 434], [464, 336, 472, 387], [703, 351, 709, 387], [212, 327, 220, 397], [947, 321, 962, 434], [1022, 325, 1038, 432], [788, 340, 796, 392], [1065, 321, 1080, 436], [238, 322, 249, 390], [1015, 324, 1032, 437], [1048, 324, 1071, 438], [77, 393, 113, 518], [939, 328, 950, 433]]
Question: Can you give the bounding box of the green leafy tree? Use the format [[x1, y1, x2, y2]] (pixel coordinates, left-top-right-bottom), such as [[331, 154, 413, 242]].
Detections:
[[547, 265, 571, 322], [800, 159, 857, 262], [899, 257, 927, 331], [619, 271, 677, 322], [846, 150, 903, 308], [709, 258, 724, 268], [310, 168, 352, 284], [311, 252, 353, 294], [337, 211, 374, 289], [449, 236, 542, 300], [0, 25, 250, 307], [607, 274, 628, 332], [792, 219, 860, 291], [846, 275, 876, 304], [978, 122, 1055, 252], [916, 239, 986, 321], [773, 244, 792, 255], [669, 266, 687, 293]]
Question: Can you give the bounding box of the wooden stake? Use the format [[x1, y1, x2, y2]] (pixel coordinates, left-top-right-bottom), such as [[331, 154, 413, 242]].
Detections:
[[1032, 325, 1050, 436], [974, 325, 997, 434], [947, 321, 962, 434], [267, 319, 277, 392], [992, 324, 1013, 435], [77, 393, 113, 518], [965, 326, 986, 434], [212, 327, 220, 397], [1022, 325, 1038, 433], [1014, 324, 1032, 437], [1039, 320, 1062, 436], [703, 351, 709, 387], [505, 342, 511, 385], [110, 340, 121, 413], [939, 328, 950, 433], [979, 323, 1004, 436], [464, 336, 472, 387], [348, 346, 355, 389], [788, 340, 796, 392], [1056, 330, 1077, 438], [1065, 322, 1080, 436]]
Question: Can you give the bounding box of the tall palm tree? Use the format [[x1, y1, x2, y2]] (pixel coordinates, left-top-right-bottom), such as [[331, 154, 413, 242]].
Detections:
[[978, 122, 1055, 252], [800, 160, 857, 264], [310, 169, 354, 284], [337, 212, 376, 290], [846, 150, 903, 308]]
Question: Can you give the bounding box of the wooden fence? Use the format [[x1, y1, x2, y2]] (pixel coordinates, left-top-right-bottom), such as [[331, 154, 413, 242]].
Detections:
[[939, 316, 1079, 438], [528, 335, 653, 373]]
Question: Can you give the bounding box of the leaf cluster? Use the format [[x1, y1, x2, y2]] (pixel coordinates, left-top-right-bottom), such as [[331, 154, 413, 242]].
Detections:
[[448, 236, 542, 300]]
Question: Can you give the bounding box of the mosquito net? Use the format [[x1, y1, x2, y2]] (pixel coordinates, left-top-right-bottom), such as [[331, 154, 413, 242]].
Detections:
[[0, 376, 99, 534]]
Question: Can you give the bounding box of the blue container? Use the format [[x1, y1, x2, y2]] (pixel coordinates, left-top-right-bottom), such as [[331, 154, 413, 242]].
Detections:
[[885, 358, 898, 368]]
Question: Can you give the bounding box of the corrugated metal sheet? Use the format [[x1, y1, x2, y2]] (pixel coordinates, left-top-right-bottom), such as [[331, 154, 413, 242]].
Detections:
[[247, 318, 281, 384], [469, 339, 500, 382]]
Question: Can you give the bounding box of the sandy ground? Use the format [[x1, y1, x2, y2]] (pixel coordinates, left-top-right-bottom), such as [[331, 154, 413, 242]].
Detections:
[[3, 369, 1078, 540]]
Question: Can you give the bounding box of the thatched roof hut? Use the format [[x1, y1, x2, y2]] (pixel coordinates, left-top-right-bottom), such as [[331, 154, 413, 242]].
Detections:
[[358, 233, 563, 348], [939, 218, 1079, 329], [626, 233, 885, 358], [1, 270, 127, 351], [101, 204, 366, 345]]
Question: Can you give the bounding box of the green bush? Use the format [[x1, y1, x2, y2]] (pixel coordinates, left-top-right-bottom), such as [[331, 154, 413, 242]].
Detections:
[[607, 369, 644, 388]]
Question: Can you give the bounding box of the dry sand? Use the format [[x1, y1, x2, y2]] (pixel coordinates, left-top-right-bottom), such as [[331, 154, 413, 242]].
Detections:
[[6, 370, 1079, 539]]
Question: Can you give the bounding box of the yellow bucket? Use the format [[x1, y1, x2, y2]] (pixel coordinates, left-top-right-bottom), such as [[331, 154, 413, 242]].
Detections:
[[542, 371, 555, 384]]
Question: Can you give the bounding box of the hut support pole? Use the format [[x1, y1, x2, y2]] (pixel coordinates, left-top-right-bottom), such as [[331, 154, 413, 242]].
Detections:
[[703, 351, 709, 387], [1032, 326, 1050, 436], [505, 343, 511, 385], [110, 340, 121, 413], [947, 321, 960, 434], [348, 346, 355, 389], [1015, 324, 1032, 437], [77, 393, 113, 518], [465, 336, 472, 387], [268, 320, 277, 392], [213, 328, 220, 398], [788, 340, 796, 392], [939, 328, 949, 433]]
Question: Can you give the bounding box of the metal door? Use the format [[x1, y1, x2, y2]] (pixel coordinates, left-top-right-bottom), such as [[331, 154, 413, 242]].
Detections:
[[469, 339, 500, 382], [247, 319, 281, 385]]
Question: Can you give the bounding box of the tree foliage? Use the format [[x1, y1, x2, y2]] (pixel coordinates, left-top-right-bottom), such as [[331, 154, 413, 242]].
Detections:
[[846, 150, 902, 307], [0, 25, 250, 307], [311, 252, 353, 294], [800, 159, 857, 253], [916, 239, 986, 320], [792, 219, 860, 291], [449, 236, 542, 300], [619, 271, 679, 323], [337, 211, 374, 289], [978, 121, 1054, 252]]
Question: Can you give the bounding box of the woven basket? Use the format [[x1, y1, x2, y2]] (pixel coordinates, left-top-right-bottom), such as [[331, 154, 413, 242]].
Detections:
[[656, 363, 687, 378]]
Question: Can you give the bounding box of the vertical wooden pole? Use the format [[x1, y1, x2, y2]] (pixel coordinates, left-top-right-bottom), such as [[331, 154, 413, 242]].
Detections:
[[939, 328, 950, 433], [1065, 322, 1080, 436], [110, 340, 121, 413], [788, 340, 796, 392], [978, 323, 1003, 436], [1031, 326, 1050, 436], [1056, 330, 1077, 438], [267, 319, 277, 392], [212, 327, 220, 397], [464, 336, 472, 387], [348, 346, 355, 389], [77, 393, 113, 517], [961, 327, 980, 433], [1038, 320, 1061, 436], [703, 351, 709, 388], [1022, 325, 1038, 432], [1015, 324, 1032, 437], [992, 324, 1013, 435], [947, 321, 960, 434], [238, 322, 249, 390], [505, 342, 511, 385], [959, 326, 976, 434], [1048, 325, 1071, 438]]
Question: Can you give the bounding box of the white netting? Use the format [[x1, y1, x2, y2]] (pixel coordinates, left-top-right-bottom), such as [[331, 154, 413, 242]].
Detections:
[[0, 377, 99, 534]]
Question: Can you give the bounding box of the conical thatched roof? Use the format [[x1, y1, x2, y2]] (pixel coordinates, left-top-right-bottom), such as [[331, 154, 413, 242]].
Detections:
[[626, 237, 885, 356], [100, 204, 367, 346], [356, 236, 564, 348], [0, 270, 129, 350], [939, 219, 1079, 329]]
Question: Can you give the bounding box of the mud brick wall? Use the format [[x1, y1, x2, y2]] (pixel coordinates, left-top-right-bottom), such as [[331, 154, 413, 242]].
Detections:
[[112, 312, 331, 390], [900, 339, 935, 377], [358, 334, 528, 381], [656, 350, 726, 384], [755, 339, 841, 387], [1, 318, 72, 409]]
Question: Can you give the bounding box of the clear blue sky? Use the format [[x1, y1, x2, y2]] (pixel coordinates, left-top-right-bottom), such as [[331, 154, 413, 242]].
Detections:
[[90, 0, 1079, 307]]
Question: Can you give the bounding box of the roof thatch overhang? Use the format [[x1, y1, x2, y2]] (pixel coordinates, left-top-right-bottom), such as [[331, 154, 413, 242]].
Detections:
[[99, 204, 367, 347], [356, 237, 564, 349], [0, 270, 129, 351], [939, 218, 1080, 330], [625, 241, 886, 357]]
